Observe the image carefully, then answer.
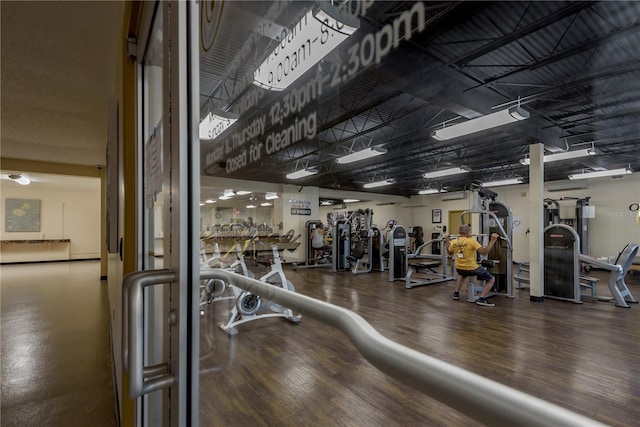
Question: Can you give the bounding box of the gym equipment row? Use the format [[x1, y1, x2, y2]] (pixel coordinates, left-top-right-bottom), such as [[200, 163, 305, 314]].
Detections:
[[543, 224, 638, 308], [388, 224, 455, 288]]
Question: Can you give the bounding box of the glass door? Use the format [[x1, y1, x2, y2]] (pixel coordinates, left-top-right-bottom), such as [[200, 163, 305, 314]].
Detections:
[[129, 1, 200, 426], [197, 1, 360, 425], [139, 3, 165, 426]]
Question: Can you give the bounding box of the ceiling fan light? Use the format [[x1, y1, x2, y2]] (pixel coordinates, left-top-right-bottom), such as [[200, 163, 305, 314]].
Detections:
[[8, 174, 30, 185]]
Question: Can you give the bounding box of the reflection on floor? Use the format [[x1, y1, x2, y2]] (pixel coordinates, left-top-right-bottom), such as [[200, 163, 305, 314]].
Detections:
[[199, 264, 640, 426], [1, 261, 116, 427]]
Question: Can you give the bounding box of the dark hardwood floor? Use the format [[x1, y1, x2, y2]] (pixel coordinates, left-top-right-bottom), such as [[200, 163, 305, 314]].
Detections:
[[199, 264, 640, 426], [2, 260, 637, 426]]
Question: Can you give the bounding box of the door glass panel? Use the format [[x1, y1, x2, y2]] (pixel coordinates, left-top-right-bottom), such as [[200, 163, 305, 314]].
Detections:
[[141, 4, 165, 426], [198, 1, 365, 424]]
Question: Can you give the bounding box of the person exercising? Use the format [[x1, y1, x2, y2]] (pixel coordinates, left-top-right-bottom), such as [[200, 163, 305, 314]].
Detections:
[[310, 222, 326, 264], [444, 224, 499, 307]]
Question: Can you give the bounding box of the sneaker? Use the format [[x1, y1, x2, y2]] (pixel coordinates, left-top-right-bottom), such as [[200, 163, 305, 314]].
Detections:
[[476, 298, 495, 307], [452, 291, 460, 300]]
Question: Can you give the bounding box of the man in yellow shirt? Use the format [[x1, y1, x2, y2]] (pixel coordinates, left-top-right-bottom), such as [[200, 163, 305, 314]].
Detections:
[[444, 224, 499, 306]]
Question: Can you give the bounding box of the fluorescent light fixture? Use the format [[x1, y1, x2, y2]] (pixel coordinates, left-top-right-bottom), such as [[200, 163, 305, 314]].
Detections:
[[363, 179, 393, 188], [423, 167, 468, 179], [246, 204, 257, 209], [320, 200, 334, 206], [343, 199, 360, 203], [223, 189, 235, 197], [336, 146, 387, 164], [236, 190, 251, 195], [286, 167, 318, 180], [260, 202, 273, 207], [418, 188, 446, 195], [8, 174, 30, 185], [253, 4, 359, 91], [482, 178, 524, 187], [199, 112, 237, 140], [520, 148, 595, 165], [265, 192, 279, 200], [219, 195, 233, 200], [199, 202, 205, 206], [568, 168, 632, 180], [432, 106, 529, 141], [205, 199, 216, 204]]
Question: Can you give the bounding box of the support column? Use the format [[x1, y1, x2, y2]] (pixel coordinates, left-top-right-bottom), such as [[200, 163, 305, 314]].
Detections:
[[529, 143, 544, 301]]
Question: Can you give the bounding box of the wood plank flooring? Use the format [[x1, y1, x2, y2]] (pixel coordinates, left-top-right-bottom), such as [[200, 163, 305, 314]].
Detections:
[[199, 264, 640, 427]]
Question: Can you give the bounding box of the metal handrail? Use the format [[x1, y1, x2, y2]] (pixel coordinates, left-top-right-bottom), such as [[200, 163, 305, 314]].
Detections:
[[201, 268, 608, 427]]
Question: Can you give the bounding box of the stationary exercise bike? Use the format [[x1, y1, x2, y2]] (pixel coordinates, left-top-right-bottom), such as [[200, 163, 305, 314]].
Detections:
[[200, 243, 253, 313], [219, 246, 301, 336]]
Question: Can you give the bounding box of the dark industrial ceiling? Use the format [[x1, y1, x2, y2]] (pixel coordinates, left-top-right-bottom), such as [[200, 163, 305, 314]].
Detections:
[[199, 1, 640, 199]]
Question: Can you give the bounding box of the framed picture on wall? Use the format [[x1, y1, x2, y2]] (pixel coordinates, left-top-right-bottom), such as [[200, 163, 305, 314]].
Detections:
[[432, 209, 442, 223], [5, 198, 41, 231]]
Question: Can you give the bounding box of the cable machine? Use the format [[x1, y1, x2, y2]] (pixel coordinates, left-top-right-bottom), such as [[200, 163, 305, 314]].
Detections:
[[292, 220, 332, 270], [543, 197, 593, 256], [332, 217, 351, 272], [345, 208, 374, 275], [460, 184, 514, 300]]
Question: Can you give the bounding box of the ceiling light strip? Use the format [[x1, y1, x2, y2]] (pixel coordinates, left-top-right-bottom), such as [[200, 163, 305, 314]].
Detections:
[[423, 167, 468, 179], [363, 179, 393, 188], [568, 168, 632, 180], [481, 178, 524, 187], [286, 167, 318, 180], [336, 146, 387, 164], [432, 107, 529, 141], [520, 148, 595, 165]]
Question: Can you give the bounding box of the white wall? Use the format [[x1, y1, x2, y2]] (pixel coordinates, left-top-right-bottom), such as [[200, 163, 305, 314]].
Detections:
[[1, 178, 101, 260]]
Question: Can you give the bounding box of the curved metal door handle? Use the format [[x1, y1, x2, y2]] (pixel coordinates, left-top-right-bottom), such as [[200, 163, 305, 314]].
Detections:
[[122, 269, 176, 398]]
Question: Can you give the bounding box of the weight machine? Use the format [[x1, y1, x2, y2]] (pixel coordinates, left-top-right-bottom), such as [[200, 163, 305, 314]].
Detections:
[[543, 224, 637, 307], [459, 184, 514, 302], [544, 197, 592, 255], [332, 209, 380, 274], [292, 220, 332, 270], [332, 217, 351, 272], [388, 224, 455, 288]]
